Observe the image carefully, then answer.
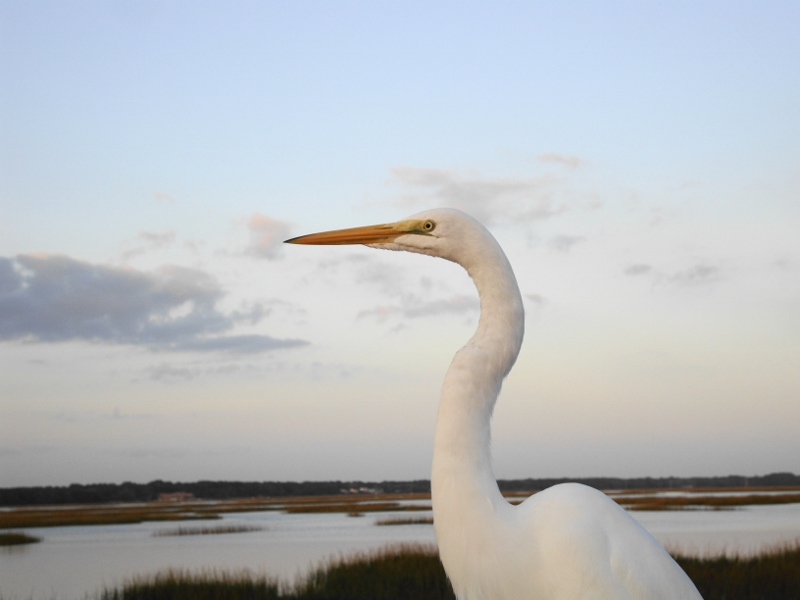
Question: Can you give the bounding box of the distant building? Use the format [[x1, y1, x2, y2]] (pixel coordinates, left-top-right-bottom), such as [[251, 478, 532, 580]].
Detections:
[[158, 492, 194, 502], [340, 487, 380, 494]]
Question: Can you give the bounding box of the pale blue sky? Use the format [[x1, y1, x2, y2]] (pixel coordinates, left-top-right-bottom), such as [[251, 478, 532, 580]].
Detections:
[[1, 1, 798, 486]]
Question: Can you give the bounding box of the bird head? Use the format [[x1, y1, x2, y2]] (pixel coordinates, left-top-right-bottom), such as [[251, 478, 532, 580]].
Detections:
[[285, 208, 489, 265]]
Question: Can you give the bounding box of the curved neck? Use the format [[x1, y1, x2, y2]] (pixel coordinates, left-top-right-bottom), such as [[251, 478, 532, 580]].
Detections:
[[432, 237, 524, 516]]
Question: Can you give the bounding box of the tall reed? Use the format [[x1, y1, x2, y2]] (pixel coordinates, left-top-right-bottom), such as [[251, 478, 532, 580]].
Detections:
[[93, 543, 800, 600]]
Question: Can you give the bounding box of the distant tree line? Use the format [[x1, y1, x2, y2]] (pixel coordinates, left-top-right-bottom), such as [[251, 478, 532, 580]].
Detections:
[[1, 473, 798, 507]]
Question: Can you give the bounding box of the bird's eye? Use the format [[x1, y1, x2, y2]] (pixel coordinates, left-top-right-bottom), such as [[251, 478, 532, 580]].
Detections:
[[422, 220, 436, 232]]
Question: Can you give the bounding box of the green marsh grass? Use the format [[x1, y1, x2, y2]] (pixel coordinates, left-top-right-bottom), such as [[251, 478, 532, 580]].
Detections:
[[283, 502, 430, 514], [98, 569, 282, 600], [3, 488, 798, 529], [153, 525, 264, 537], [0, 531, 40, 546], [375, 517, 434, 526], [94, 543, 800, 600], [100, 544, 454, 600], [616, 493, 800, 511], [675, 542, 800, 600]]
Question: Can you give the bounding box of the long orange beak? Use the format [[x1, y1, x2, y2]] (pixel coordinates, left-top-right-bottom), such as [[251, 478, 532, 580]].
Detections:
[[285, 223, 402, 246]]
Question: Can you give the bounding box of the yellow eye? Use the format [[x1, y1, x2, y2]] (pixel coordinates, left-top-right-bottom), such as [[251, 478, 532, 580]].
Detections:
[[422, 220, 436, 232]]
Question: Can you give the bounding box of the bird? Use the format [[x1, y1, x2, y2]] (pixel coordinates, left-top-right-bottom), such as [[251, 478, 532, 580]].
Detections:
[[286, 208, 702, 600]]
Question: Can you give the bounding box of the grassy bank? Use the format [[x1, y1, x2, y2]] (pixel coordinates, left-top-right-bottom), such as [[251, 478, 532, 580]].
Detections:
[[375, 516, 434, 526], [3, 489, 799, 529], [98, 545, 453, 600], [0, 531, 40, 546], [676, 543, 800, 600], [617, 492, 800, 511], [91, 543, 800, 600], [0, 494, 425, 529], [153, 525, 264, 537]]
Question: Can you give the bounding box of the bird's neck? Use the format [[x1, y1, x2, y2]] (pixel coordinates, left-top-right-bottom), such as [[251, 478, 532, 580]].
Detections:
[[431, 239, 524, 540]]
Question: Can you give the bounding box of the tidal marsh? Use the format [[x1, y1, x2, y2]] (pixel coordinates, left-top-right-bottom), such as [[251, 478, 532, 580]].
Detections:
[[0, 531, 40, 546], [375, 517, 434, 526], [91, 543, 800, 600], [3, 489, 799, 530], [153, 525, 264, 537]]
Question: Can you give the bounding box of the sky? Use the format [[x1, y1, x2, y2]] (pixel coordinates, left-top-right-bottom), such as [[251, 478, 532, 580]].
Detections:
[[1, 1, 798, 487]]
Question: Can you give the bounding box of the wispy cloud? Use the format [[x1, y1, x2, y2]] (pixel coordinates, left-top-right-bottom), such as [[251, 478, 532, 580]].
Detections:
[[623, 262, 722, 286], [246, 214, 292, 259], [526, 293, 546, 306], [358, 295, 479, 322], [0, 254, 308, 354], [146, 362, 196, 382], [120, 230, 176, 260], [550, 234, 586, 252], [537, 153, 583, 169], [153, 191, 176, 204], [387, 166, 568, 225], [624, 264, 653, 276], [669, 263, 721, 285]]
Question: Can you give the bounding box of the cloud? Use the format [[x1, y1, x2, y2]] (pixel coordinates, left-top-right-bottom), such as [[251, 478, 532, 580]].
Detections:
[[623, 262, 723, 286], [153, 191, 175, 203], [108, 407, 156, 420], [358, 295, 479, 322], [0, 254, 308, 354], [669, 264, 721, 285], [550, 234, 586, 252], [537, 153, 583, 169], [387, 167, 567, 225], [526, 293, 546, 306], [247, 214, 292, 259], [120, 230, 176, 260], [624, 264, 653, 276], [146, 362, 195, 381]]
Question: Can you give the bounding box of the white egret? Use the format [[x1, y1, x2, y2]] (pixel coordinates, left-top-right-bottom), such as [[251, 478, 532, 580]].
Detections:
[[287, 208, 702, 600]]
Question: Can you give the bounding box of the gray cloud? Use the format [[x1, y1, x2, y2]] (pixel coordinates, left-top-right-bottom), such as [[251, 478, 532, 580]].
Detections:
[[624, 264, 653, 276], [109, 447, 189, 459], [358, 295, 479, 322], [622, 262, 723, 286], [388, 166, 567, 225], [146, 362, 196, 381], [247, 214, 292, 259], [108, 407, 157, 420], [526, 293, 546, 306], [537, 153, 583, 169], [550, 234, 586, 252], [0, 254, 308, 354], [773, 256, 796, 270], [153, 191, 176, 203], [121, 230, 177, 260], [669, 264, 721, 285]]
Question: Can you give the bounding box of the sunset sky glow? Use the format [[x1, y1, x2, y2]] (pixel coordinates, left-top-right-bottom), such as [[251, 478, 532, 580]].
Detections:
[[1, 1, 799, 486]]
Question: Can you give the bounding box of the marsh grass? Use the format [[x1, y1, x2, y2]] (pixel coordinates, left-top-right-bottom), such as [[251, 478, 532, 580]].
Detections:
[[3, 489, 798, 529], [153, 525, 264, 537], [99, 569, 282, 600], [375, 517, 434, 526], [283, 502, 430, 514], [0, 531, 40, 546], [292, 544, 454, 600], [95, 543, 800, 600], [0, 505, 224, 529], [100, 545, 454, 600], [0, 495, 432, 529], [674, 542, 800, 600], [616, 493, 800, 511]]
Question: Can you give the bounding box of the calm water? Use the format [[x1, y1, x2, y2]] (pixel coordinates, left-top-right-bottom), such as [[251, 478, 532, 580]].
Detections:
[[2, 504, 800, 600]]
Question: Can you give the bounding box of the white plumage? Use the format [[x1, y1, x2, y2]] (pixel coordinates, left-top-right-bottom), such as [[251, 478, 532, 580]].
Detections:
[[288, 208, 702, 600]]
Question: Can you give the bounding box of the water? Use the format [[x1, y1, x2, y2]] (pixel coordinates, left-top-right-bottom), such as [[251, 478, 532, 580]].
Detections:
[[2, 504, 800, 600]]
